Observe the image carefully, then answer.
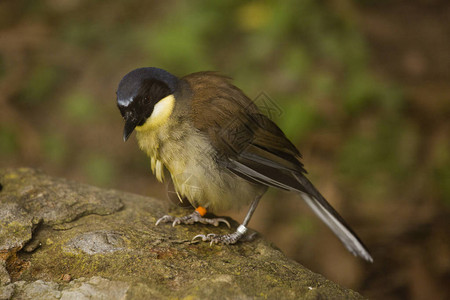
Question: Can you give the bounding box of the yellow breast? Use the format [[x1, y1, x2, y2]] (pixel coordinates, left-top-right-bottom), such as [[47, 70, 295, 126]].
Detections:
[[135, 94, 176, 183]]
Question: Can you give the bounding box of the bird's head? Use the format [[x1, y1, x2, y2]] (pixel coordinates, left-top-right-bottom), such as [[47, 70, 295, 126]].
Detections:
[[116, 67, 179, 141]]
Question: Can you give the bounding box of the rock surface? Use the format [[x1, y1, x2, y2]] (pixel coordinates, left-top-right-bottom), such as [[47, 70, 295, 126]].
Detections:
[[0, 168, 364, 299]]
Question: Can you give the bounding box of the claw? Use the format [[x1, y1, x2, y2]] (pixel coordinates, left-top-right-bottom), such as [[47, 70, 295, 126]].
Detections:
[[155, 212, 231, 228], [155, 215, 174, 226], [192, 234, 207, 241], [209, 234, 221, 246], [214, 218, 231, 228]]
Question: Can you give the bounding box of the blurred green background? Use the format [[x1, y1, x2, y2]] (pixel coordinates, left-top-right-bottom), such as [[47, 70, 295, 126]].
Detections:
[[1, 0, 449, 299]]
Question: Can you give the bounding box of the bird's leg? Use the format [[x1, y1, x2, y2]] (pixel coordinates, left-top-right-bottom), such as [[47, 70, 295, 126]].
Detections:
[[155, 206, 230, 228], [193, 194, 262, 245]]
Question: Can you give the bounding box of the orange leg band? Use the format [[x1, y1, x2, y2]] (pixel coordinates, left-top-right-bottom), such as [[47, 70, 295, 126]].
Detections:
[[195, 206, 207, 217]]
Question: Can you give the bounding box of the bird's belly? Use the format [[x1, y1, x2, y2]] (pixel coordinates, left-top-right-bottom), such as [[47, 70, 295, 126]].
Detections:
[[165, 135, 264, 212], [137, 125, 264, 212], [170, 155, 264, 212]]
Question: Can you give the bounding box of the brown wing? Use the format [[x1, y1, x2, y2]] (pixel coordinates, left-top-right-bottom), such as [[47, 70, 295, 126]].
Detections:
[[183, 72, 305, 180], [181, 72, 373, 262]]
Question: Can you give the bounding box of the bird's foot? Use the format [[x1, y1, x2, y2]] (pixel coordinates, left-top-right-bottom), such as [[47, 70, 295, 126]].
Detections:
[[155, 211, 230, 228], [193, 232, 243, 245], [193, 225, 254, 245]]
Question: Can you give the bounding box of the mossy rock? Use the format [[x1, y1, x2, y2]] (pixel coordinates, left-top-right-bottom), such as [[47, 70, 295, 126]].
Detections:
[[0, 168, 364, 299]]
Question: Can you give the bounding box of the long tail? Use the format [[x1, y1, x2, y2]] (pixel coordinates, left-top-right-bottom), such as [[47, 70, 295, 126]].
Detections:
[[294, 174, 373, 262]]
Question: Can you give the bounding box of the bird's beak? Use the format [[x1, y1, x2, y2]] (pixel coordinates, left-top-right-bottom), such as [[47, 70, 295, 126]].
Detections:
[[123, 117, 139, 142]]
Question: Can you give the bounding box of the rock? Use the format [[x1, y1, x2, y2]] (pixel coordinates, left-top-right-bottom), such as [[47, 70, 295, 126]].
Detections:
[[0, 261, 10, 285], [0, 202, 34, 252], [0, 283, 14, 300], [23, 239, 41, 253], [13, 280, 60, 300], [60, 276, 129, 300], [64, 230, 126, 255], [0, 276, 128, 300], [0, 168, 365, 299], [61, 274, 71, 282], [0, 168, 123, 254]]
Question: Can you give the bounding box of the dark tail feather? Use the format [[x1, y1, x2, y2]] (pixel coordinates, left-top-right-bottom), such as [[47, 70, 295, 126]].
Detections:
[[294, 174, 373, 262]]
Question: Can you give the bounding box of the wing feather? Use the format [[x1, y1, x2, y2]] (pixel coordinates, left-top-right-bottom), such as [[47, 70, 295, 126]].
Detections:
[[183, 72, 373, 262]]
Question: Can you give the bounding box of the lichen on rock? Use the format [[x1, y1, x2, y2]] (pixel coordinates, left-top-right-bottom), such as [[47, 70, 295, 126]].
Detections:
[[0, 168, 365, 299]]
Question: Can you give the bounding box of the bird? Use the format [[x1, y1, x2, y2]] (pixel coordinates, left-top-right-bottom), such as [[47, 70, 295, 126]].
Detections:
[[116, 67, 373, 262]]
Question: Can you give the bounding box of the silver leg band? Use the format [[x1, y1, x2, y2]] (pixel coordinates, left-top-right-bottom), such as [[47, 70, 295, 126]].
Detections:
[[237, 224, 248, 235]]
